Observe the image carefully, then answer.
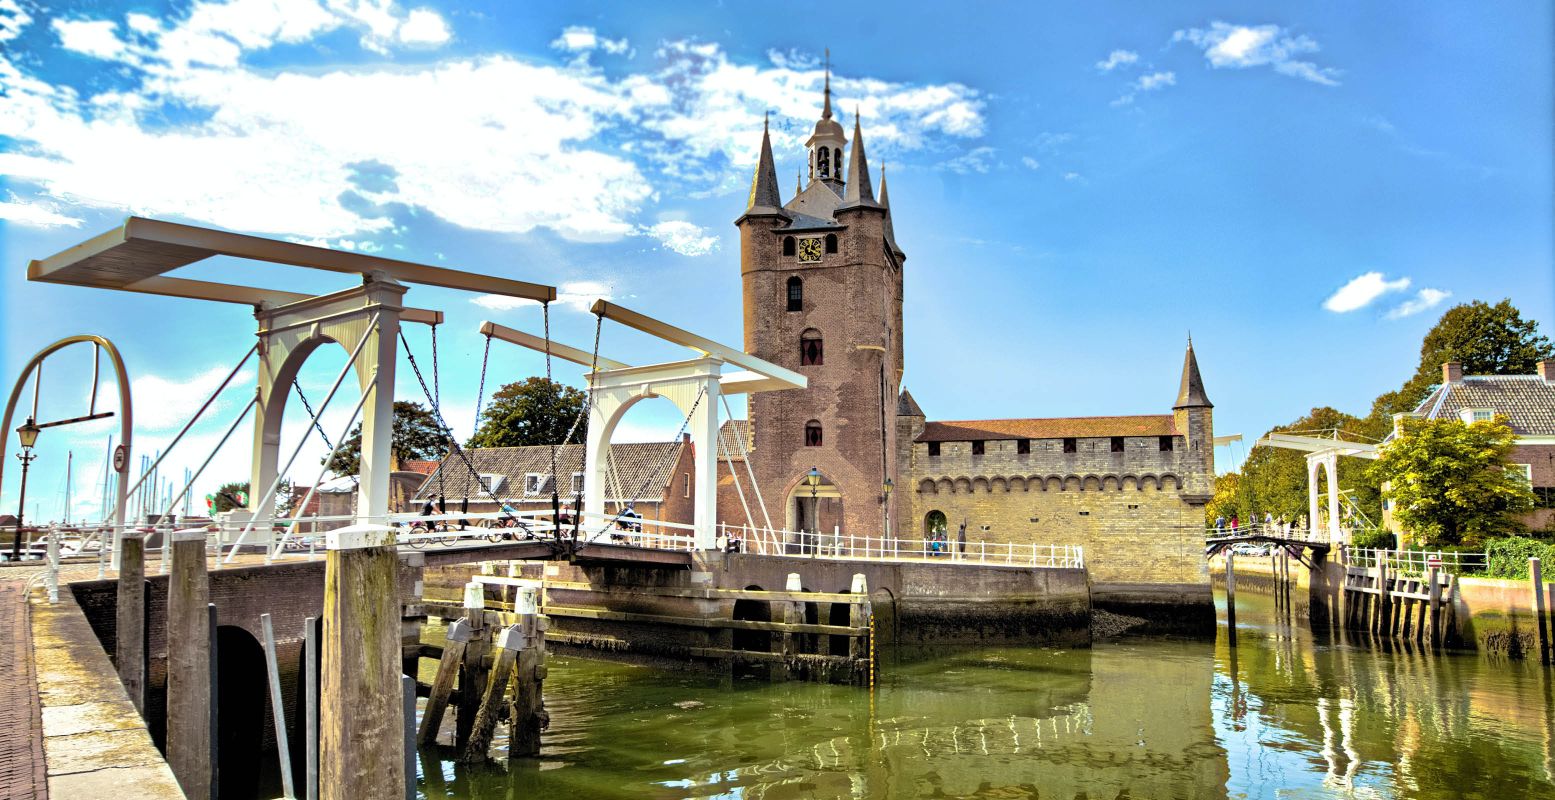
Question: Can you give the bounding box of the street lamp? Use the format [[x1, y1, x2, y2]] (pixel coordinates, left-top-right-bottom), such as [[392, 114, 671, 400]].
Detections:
[[805, 467, 821, 554], [882, 478, 894, 540], [12, 417, 40, 561]]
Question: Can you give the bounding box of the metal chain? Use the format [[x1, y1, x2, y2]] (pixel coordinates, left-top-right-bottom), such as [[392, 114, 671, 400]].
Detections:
[[397, 330, 507, 508], [292, 380, 335, 451], [473, 333, 493, 439]]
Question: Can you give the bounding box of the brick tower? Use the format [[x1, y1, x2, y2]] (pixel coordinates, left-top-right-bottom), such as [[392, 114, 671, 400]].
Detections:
[[735, 66, 905, 540], [1172, 338, 1215, 502]]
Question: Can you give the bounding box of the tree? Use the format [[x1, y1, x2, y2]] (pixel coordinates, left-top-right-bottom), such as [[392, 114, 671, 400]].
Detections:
[[1233, 406, 1382, 526], [1205, 472, 1239, 527], [1370, 299, 1554, 420], [209, 481, 249, 514], [1368, 416, 1534, 547], [467, 377, 587, 449], [325, 401, 449, 476]]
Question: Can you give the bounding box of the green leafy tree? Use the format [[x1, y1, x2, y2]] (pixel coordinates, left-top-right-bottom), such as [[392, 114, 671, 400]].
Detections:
[[1370, 299, 1554, 421], [325, 401, 449, 476], [1368, 416, 1534, 547], [1206, 472, 1239, 527], [467, 377, 587, 448], [209, 481, 249, 514]]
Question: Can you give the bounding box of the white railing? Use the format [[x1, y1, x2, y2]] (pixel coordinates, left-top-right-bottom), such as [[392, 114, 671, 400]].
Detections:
[[1347, 547, 1487, 576], [1205, 523, 1335, 542], [724, 523, 1084, 570]]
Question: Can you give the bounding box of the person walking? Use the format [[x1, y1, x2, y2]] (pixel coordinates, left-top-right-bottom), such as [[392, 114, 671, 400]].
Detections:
[[1215, 515, 1226, 535], [1230, 514, 1239, 533]]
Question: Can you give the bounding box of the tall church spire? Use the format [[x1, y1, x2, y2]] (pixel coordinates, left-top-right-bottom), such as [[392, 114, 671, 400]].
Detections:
[[839, 110, 879, 208], [805, 49, 847, 192], [1174, 338, 1212, 409], [821, 48, 833, 120], [880, 163, 903, 256], [746, 112, 783, 212]]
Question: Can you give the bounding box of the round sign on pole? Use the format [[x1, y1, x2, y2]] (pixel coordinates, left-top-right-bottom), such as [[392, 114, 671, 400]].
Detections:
[[112, 444, 127, 472]]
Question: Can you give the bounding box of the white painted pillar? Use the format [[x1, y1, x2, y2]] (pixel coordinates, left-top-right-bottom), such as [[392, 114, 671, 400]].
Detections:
[[582, 387, 616, 524], [354, 279, 405, 524], [1324, 455, 1343, 544], [688, 365, 722, 551], [1307, 455, 1321, 539]]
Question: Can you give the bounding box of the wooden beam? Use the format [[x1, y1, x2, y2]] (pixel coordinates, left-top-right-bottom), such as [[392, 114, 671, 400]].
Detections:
[[114, 277, 444, 324], [591, 300, 805, 391], [479, 321, 629, 370]]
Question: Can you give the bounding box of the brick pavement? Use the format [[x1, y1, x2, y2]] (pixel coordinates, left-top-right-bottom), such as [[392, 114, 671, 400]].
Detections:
[[0, 582, 46, 800]]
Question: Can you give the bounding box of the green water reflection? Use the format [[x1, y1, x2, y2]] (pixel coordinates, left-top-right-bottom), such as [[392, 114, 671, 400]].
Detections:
[[417, 592, 1555, 799]]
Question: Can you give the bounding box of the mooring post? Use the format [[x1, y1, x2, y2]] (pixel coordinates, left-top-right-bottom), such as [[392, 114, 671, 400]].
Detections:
[[167, 529, 213, 799], [510, 586, 546, 758], [462, 624, 523, 763], [1532, 557, 1549, 665], [401, 674, 416, 800], [1427, 566, 1442, 649], [117, 529, 147, 714], [417, 618, 471, 746], [319, 524, 405, 800], [848, 574, 869, 661], [305, 615, 319, 800], [455, 581, 489, 751], [1225, 551, 1237, 646]]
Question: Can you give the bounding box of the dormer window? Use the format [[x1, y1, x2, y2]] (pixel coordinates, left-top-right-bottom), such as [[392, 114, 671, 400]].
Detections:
[[1459, 408, 1494, 424]]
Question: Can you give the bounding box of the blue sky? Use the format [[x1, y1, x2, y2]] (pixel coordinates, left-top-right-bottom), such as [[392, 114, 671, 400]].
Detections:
[[1, 1, 1551, 523]]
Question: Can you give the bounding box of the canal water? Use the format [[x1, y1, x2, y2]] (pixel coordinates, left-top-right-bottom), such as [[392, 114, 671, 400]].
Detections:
[[416, 592, 1555, 799]]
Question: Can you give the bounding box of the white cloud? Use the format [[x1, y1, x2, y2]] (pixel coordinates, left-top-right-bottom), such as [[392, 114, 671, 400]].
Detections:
[[644, 220, 719, 257], [1386, 288, 1452, 319], [939, 146, 997, 174], [1136, 71, 1176, 91], [470, 294, 532, 312], [90, 365, 257, 431], [0, 0, 30, 42], [52, 18, 128, 59], [1021, 156, 1040, 170], [1174, 21, 1341, 86], [1095, 49, 1138, 72], [0, 198, 82, 228], [397, 8, 449, 46], [550, 25, 627, 55], [1323, 271, 1411, 313], [1063, 171, 1083, 182], [557, 280, 611, 313]]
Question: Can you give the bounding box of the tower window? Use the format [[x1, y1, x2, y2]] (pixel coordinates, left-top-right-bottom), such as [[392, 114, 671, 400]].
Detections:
[[1159, 436, 1174, 452], [833, 147, 842, 174], [804, 420, 823, 447], [1110, 437, 1125, 453], [971, 440, 985, 456], [786, 276, 803, 311], [800, 329, 823, 366], [1017, 439, 1031, 455], [817, 147, 830, 177], [927, 441, 940, 457], [782, 236, 796, 257], [1063, 438, 1077, 454], [825, 233, 838, 254]]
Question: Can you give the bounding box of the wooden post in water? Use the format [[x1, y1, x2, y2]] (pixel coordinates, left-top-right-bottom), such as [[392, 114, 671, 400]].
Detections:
[[462, 624, 522, 763], [117, 530, 147, 714], [781, 573, 803, 680], [510, 585, 546, 758], [1427, 567, 1442, 648], [1372, 553, 1388, 636], [455, 582, 488, 751], [166, 529, 212, 799], [1532, 557, 1550, 665], [319, 526, 405, 800], [848, 574, 869, 660], [417, 618, 471, 746], [1225, 551, 1237, 646]]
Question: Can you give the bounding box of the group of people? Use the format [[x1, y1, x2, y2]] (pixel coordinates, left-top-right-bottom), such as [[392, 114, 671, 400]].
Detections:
[[1213, 512, 1309, 536], [927, 522, 969, 555]]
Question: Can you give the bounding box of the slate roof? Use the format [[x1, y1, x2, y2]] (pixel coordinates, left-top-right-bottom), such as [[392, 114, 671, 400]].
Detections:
[[1414, 375, 1555, 436], [784, 181, 843, 227], [897, 389, 924, 417], [413, 440, 685, 503], [917, 415, 1178, 443]]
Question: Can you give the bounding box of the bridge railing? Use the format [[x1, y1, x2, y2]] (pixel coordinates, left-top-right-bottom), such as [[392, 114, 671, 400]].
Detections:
[[1205, 523, 1332, 542], [1347, 547, 1487, 576], [726, 524, 1084, 570]]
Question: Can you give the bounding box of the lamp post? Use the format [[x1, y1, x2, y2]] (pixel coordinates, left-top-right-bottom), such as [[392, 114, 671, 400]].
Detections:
[[882, 477, 894, 541], [805, 467, 821, 554], [12, 417, 40, 562]]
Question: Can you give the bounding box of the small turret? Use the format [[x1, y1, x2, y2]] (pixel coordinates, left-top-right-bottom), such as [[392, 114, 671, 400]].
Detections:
[[738, 113, 787, 223], [1174, 337, 1212, 409], [838, 112, 880, 210], [880, 164, 904, 260], [1172, 338, 1214, 502], [804, 51, 848, 193]]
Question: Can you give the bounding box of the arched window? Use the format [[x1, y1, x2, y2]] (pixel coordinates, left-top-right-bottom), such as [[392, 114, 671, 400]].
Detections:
[[817, 147, 830, 177], [786, 276, 803, 311], [782, 236, 796, 257], [925, 510, 947, 538], [800, 329, 823, 366], [833, 148, 842, 174], [804, 420, 823, 447], [824, 233, 838, 253]]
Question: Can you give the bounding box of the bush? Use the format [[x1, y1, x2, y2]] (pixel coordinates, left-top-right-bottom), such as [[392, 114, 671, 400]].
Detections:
[[1484, 537, 1555, 580], [1352, 529, 1396, 550]]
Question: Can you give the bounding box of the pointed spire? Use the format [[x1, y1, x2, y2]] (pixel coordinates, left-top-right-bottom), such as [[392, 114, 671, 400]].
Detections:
[[796, 169, 802, 195], [1174, 338, 1212, 409], [821, 48, 833, 120], [839, 109, 879, 209], [880, 163, 902, 255], [896, 388, 924, 417], [746, 112, 783, 212]]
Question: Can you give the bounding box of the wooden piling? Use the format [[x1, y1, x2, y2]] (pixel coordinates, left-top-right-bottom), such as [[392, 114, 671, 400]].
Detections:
[[1225, 551, 1237, 646], [166, 530, 212, 799], [461, 624, 522, 763], [780, 573, 803, 680], [455, 582, 488, 751], [116, 530, 147, 714], [417, 618, 471, 746], [509, 586, 545, 758], [848, 574, 868, 660], [319, 535, 405, 800], [1532, 557, 1549, 664]]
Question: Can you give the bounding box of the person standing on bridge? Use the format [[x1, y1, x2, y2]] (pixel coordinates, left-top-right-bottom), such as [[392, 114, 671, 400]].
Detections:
[[1230, 513, 1239, 533], [1264, 512, 1273, 532], [1215, 515, 1225, 534], [421, 494, 435, 519]]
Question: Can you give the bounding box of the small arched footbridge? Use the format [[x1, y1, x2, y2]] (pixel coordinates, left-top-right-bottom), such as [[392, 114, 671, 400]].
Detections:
[[1205, 526, 1333, 568]]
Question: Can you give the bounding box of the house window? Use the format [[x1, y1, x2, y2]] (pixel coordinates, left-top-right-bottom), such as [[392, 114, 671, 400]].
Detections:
[[682, 472, 691, 498], [1063, 438, 1077, 454], [800, 329, 823, 366], [782, 236, 796, 257], [804, 420, 823, 447], [1110, 437, 1125, 453], [1159, 436, 1174, 452], [477, 474, 507, 494], [524, 473, 548, 496], [1017, 439, 1031, 455], [971, 441, 985, 456], [786, 276, 803, 311], [824, 233, 838, 253], [1509, 464, 1533, 484], [1460, 408, 1495, 423], [927, 441, 940, 457], [570, 472, 584, 495]]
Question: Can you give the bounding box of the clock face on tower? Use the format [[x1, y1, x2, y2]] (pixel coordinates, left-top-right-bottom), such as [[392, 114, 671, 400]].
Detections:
[[797, 237, 824, 263]]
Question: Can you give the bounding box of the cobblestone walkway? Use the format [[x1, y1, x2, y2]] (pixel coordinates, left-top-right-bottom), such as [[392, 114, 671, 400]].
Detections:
[[0, 582, 46, 800]]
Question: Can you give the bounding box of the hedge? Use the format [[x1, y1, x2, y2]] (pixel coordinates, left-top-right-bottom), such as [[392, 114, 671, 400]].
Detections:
[[1485, 537, 1555, 580]]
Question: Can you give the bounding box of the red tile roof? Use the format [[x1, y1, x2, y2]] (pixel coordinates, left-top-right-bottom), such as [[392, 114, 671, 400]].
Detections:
[[917, 415, 1178, 442], [400, 459, 441, 476]]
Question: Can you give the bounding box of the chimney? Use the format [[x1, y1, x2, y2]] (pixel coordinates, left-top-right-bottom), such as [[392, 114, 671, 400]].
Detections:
[[1442, 362, 1463, 385], [1539, 359, 1555, 382]]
